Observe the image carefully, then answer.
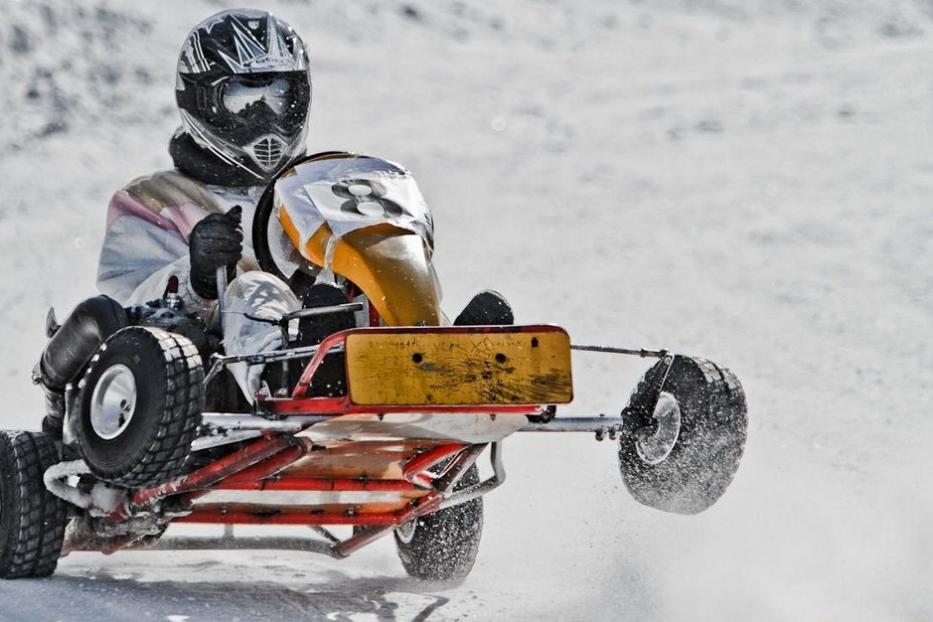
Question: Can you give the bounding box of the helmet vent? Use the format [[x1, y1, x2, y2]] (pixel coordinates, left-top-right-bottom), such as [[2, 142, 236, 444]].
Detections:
[[249, 135, 286, 171]]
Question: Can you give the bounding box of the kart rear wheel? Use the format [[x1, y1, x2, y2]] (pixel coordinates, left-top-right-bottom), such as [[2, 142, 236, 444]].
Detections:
[[618, 355, 747, 514], [0, 431, 67, 579], [76, 327, 203, 488], [394, 465, 483, 583]]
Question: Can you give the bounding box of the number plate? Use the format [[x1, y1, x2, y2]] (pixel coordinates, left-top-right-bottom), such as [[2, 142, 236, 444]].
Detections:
[[345, 328, 573, 406]]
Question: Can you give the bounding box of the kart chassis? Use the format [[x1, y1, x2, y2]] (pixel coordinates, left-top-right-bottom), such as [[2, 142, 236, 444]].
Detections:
[[50, 321, 657, 559]]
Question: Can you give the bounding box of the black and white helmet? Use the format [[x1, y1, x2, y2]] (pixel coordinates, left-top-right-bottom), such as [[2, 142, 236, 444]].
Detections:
[[176, 9, 311, 181]]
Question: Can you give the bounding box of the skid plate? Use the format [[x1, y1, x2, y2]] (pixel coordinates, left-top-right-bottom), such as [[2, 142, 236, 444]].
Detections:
[[345, 326, 573, 406]]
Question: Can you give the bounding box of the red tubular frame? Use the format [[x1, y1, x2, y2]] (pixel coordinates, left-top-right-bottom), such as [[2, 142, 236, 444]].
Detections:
[[94, 325, 564, 556], [254, 325, 563, 417], [216, 478, 420, 493], [106, 434, 465, 530], [291, 329, 346, 398], [174, 511, 403, 526], [264, 397, 538, 416], [221, 444, 310, 486], [107, 435, 302, 524], [402, 443, 465, 488]]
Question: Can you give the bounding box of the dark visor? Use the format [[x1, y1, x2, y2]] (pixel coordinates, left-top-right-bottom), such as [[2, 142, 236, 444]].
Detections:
[[222, 75, 293, 116]]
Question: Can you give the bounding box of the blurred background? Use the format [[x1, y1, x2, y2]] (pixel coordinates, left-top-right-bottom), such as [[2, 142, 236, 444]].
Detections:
[[1, 1, 931, 620]]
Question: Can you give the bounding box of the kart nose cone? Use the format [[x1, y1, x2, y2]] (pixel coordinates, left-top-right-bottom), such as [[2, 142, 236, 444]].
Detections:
[[294, 223, 443, 327]]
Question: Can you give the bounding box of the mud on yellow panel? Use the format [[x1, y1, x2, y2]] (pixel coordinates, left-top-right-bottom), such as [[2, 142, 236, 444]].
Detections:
[[345, 329, 573, 406]]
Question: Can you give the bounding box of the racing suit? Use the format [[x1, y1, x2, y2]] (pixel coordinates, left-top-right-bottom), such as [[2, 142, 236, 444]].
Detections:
[[96, 164, 300, 401]]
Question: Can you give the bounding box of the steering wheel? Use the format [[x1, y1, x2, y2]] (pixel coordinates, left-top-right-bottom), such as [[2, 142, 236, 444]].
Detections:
[[251, 151, 354, 282]]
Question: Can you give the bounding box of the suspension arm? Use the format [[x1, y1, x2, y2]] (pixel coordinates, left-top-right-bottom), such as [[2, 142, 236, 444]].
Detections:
[[519, 415, 624, 440]]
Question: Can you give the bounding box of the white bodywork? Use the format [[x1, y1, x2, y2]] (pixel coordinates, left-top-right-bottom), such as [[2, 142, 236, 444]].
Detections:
[[274, 155, 435, 260], [295, 413, 526, 444]]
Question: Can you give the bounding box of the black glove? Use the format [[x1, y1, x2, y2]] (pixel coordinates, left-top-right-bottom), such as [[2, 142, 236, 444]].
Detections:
[[189, 205, 243, 299]]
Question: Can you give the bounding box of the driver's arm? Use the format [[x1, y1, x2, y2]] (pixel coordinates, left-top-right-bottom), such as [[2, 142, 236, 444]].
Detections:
[[96, 184, 216, 318]]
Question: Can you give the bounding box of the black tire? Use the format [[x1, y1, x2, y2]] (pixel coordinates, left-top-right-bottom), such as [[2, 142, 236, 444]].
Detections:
[[618, 355, 747, 515], [0, 431, 67, 579], [76, 327, 203, 488], [394, 465, 483, 583]]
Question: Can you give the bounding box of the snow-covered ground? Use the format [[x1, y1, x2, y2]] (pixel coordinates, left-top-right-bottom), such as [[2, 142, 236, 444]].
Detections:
[[1, 0, 932, 620]]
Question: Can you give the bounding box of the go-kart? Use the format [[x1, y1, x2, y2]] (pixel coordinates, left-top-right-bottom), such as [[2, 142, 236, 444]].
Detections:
[[0, 153, 747, 582]]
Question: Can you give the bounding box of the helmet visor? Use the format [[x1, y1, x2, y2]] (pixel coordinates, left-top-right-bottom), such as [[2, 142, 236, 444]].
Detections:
[[196, 71, 310, 135], [223, 75, 293, 116]]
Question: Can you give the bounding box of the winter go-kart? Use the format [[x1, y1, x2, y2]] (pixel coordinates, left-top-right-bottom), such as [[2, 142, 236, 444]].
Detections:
[[0, 153, 747, 582]]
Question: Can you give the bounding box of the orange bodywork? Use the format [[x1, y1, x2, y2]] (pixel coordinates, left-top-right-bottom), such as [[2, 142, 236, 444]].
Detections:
[[279, 208, 441, 327]]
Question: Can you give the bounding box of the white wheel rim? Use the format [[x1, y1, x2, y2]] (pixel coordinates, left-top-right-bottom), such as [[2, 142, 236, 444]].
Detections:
[[89, 364, 137, 440], [396, 519, 417, 543], [636, 391, 682, 465]]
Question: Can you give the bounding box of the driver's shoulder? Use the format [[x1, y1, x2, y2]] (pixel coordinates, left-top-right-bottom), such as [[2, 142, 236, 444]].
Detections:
[[115, 169, 224, 215]]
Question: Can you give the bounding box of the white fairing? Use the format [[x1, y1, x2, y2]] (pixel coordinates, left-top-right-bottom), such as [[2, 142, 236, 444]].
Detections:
[[274, 156, 435, 266], [295, 413, 526, 444]]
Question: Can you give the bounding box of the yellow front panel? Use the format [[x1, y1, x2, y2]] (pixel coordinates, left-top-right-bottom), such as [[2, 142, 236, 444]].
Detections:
[[345, 329, 573, 406]]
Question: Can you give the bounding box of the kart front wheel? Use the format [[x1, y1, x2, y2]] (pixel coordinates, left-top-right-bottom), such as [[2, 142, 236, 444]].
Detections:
[[618, 355, 747, 514], [76, 327, 203, 488], [0, 431, 67, 579], [394, 465, 483, 583]]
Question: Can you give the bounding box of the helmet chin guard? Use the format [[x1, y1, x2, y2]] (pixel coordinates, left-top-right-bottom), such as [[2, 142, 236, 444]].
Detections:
[[248, 134, 288, 172]]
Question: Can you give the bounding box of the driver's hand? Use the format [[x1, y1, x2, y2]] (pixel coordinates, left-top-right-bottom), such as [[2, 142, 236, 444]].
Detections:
[[189, 205, 243, 300]]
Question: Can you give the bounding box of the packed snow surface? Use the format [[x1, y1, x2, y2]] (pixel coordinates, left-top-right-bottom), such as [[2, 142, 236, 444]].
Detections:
[[1, 0, 931, 620]]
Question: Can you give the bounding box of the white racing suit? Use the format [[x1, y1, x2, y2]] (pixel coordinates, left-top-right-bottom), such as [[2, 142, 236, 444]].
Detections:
[[96, 169, 301, 401]]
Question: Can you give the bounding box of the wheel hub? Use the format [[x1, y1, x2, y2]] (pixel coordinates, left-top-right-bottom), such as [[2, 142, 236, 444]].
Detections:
[[396, 519, 418, 544], [89, 364, 137, 440], [635, 391, 682, 465]]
